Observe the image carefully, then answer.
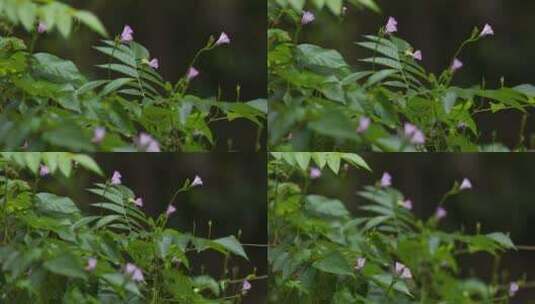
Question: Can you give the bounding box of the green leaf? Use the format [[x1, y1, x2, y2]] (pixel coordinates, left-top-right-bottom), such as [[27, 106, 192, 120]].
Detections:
[[44, 254, 87, 280], [288, 0, 305, 11], [325, 0, 342, 14], [305, 195, 349, 218], [74, 11, 108, 37], [17, 1, 37, 31], [297, 44, 348, 70], [35, 193, 80, 216], [72, 154, 103, 175], [213, 236, 248, 260], [486, 232, 516, 250], [100, 78, 134, 96], [312, 251, 353, 276]]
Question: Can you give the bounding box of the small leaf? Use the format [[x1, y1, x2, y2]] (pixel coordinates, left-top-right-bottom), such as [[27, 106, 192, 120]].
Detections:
[[213, 236, 248, 260]]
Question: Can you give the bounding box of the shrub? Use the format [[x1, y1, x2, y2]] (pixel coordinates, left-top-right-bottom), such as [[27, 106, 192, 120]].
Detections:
[[268, 153, 524, 303], [0, 153, 260, 303], [268, 1, 535, 151], [0, 0, 266, 152]]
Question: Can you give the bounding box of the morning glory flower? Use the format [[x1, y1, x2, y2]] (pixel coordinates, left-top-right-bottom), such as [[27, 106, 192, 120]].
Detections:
[[451, 58, 463, 72], [133, 197, 143, 207], [37, 22, 47, 34], [111, 171, 122, 185], [355, 257, 366, 271], [187, 67, 199, 81], [92, 127, 106, 144], [404, 123, 426, 145], [301, 11, 315, 25], [136, 133, 160, 152], [310, 167, 321, 179], [146, 140, 161, 152], [148, 58, 159, 69], [120, 25, 134, 43], [460, 178, 472, 190], [401, 199, 413, 210], [215, 32, 231, 46], [412, 50, 423, 61], [39, 165, 50, 177], [509, 282, 519, 297], [395, 262, 412, 279], [385, 17, 398, 34], [435, 207, 447, 220], [242, 280, 252, 294], [166, 205, 177, 216], [85, 257, 97, 272], [380, 172, 392, 187], [356, 117, 370, 133], [125, 263, 144, 282], [401, 267, 412, 279], [480, 24, 494, 37], [191, 175, 203, 187]]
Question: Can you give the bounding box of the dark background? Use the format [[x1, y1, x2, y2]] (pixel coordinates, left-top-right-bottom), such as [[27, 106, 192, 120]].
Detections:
[[34, 0, 267, 151], [308, 153, 535, 303], [43, 153, 267, 303], [302, 0, 535, 147]]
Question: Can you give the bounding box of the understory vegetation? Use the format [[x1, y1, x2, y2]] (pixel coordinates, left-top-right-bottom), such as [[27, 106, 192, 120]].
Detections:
[[268, 152, 525, 303], [0, 152, 260, 303], [0, 0, 266, 152], [268, 0, 535, 151]]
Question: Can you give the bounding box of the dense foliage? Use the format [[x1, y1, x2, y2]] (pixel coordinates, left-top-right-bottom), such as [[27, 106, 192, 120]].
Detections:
[[268, 152, 524, 303], [268, 1, 535, 151], [0, 153, 260, 303], [0, 0, 266, 152]]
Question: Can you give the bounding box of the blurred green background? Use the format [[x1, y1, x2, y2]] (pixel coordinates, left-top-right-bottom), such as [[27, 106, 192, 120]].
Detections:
[[40, 153, 267, 304], [31, 0, 267, 151], [302, 0, 535, 147], [308, 153, 535, 303]]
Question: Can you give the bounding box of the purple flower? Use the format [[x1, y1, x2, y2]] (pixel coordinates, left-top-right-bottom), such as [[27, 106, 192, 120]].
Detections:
[[166, 205, 176, 216], [120, 25, 134, 43], [242, 280, 252, 294], [146, 140, 161, 152], [509, 282, 519, 297], [310, 167, 321, 179], [435, 207, 447, 220], [395, 262, 412, 279], [187, 67, 199, 81], [301, 11, 315, 25], [85, 257, 97, 272], [148, 58, 159, 69], [385, 17, 398, 34], [356, 117, 370, 133], [191, 175, 203, 187], [355, 257, 366, 271], [401, 268, 412, 279], [37, 22, 47, 34], [111, 171, 122, 185], [401, 199, 413, 210], [39, 165, 50, 177], [480, 24, 494, 37], [412, 50, 423, 61], [92, 127, 106, 144], [136, 133, 160, 152], [380, 172, 392, 187], [451, 58, 463, 72], [460, 178, 472, 190], [215, 32, 231, 46], [404, 123, 425, 145], [133, 197, 143, 208], [125, 263, 144, 282]]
